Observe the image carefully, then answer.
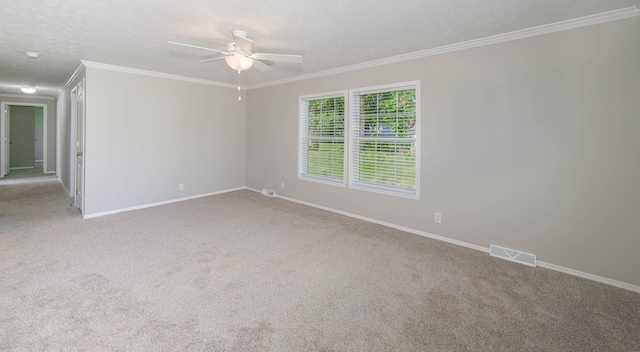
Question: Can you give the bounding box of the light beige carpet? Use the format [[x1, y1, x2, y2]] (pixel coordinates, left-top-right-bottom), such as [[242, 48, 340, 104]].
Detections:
[[1, 181, 639, 351], [0, 162, 56, 185]]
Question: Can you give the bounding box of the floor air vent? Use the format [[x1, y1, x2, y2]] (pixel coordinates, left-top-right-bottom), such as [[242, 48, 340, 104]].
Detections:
[[490, 244, 536, 267], [261, 189, 276, 197]]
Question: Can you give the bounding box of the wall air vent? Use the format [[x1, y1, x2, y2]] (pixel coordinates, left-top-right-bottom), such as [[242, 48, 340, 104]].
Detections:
[[261, 189, 276, 197], [490, 244, 536, 267]]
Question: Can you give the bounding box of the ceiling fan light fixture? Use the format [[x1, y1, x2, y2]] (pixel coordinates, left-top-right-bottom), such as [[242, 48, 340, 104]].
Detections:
[[21, 86, 37, 94], [225, 53, 254, 71], [25, 51, 40, 58]]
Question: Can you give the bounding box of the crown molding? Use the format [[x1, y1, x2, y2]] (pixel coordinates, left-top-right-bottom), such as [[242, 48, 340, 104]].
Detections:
[[0, 93, 56, 101], [249, 6, 640, 90], [58, 62, 86, 95], [80, 60, 237, 89]]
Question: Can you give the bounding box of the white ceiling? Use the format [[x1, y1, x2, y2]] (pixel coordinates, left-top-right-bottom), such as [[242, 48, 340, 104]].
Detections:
[[1, 0, 638, 97]]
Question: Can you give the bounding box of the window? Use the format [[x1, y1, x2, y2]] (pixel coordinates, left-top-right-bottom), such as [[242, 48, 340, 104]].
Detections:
[[350, 82, 419, 197], [298, 82, 419, 198], [298, 92, 347, 184]]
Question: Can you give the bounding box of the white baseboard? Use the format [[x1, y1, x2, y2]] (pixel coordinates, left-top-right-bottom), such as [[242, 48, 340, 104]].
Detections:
[[251, 189, 640, 294], [276, 192, 489, 253], [0, 176, 59, 185], [83, 187, 246, 219], [537, 261, 640, 294]]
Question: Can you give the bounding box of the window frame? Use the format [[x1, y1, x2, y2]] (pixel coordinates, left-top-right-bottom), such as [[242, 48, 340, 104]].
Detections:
[[298, 90, 348, 186], [297, 82, 420, 199], [348, 81, 420, 199]]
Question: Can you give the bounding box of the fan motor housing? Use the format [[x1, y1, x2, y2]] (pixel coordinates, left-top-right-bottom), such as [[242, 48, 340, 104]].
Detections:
[[232, 30, 248, 39]]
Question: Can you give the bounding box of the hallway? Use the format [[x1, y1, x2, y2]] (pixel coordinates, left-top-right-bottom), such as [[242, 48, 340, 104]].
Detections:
[[0, 162, 57, 185]]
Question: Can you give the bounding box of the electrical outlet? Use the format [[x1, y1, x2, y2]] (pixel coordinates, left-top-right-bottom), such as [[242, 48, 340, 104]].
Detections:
[[178, 183, 184, 191], [281, 182, 285, 189], [434, 212, 442, 223]]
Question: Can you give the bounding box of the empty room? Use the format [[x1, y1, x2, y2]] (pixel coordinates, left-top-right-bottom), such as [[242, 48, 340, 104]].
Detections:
[[1, 0, 639, 350]]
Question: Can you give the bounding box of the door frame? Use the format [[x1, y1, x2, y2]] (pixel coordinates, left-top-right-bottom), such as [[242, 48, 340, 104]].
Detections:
[[69, 87, 77, 196], [0, 102, 48, 178], [70, 79, 86, 213]]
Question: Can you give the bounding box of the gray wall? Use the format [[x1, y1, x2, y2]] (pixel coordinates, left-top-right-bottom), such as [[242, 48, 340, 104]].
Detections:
[[246, 17, 640, 286], [0, 96, 57, 173], [82, 67, 246, 216]]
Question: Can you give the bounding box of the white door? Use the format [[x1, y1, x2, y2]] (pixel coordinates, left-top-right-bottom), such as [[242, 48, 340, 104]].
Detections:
[[74, 80, 85, 212]]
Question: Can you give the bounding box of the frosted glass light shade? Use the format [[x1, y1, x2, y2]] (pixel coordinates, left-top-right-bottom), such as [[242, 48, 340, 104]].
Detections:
[[225, 53, 254, 71]]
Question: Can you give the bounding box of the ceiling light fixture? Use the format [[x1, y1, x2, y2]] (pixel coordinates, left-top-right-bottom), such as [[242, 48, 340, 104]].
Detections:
[[25, 51, 40, 58], [225, 52, 254, 71], [21, 86, 37, 94]]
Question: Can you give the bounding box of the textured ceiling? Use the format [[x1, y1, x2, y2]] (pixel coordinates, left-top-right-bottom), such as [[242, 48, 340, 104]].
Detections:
[[1, 0, 638, 97]]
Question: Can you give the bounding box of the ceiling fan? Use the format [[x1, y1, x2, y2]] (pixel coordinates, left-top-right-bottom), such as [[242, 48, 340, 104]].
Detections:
[[169, 30, 302, 72]]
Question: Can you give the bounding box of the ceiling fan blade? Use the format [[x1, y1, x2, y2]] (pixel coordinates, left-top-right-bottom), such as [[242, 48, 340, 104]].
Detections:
[[234, 35, 254, 55], [252, 60, 273, 72], [251, 53, 303, 63], [168, 41, 228, 54], [198, 56, 228, 64]]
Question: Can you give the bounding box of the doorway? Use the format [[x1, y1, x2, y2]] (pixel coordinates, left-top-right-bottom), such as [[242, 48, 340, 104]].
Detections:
[[0, 103, 48, 181]]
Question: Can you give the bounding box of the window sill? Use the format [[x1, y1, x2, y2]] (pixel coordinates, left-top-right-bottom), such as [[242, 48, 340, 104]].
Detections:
[[349, 183, 419, 200], [298, 175, 347, 188]]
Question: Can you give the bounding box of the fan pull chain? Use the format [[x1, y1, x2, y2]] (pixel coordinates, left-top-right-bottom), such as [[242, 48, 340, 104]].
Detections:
[[237, 70, 242, 101]]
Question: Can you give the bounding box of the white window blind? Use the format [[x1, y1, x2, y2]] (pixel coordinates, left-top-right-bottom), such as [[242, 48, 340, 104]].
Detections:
[[350, 83, 418, 196], [299, 93, 346, 183]]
